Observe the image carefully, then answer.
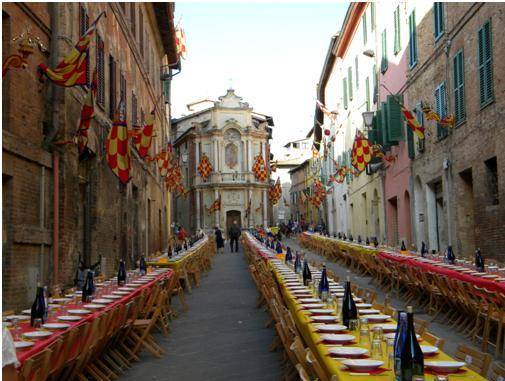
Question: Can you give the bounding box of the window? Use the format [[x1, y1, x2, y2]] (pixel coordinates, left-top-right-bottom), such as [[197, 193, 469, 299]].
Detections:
[[108, 55, 116, 119], [453, 49, 465, 125], [381, 29, 388, 73], [365, 77, 370, 111], [433, 2, 444, 40], [373, 64, 378, 104], [394, 6, 401, 54], [362, 13, 367, 45], [435, 82, 448, 138], [348, 66, 353, 100], [96, 34, 105, 109], [132, 92, 138, 126], [478, 20, 493, 107], [139, 9, 144, 56], [355, 56, 359, 89], [343, 78, 348, 110], [409, 10, 418, 68], [130, 3, 136, 38], [484, 157, 499, 205], [371, 3, 376, 31], [79, 6, 90, 85]]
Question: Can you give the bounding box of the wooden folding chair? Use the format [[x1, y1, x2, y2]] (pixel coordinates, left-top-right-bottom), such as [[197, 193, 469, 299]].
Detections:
[[20, 347, 52, 381], [454, 344, 492, 377], [306, 348, 329, 381], [489, 361, 505, 381], [295, 364, 311, 381], [414, 316, 429, 335], [421, 331, 445, 350]]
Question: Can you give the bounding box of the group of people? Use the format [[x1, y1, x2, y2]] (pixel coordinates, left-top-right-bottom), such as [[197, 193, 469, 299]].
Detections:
[[214, 220, 242, 254]]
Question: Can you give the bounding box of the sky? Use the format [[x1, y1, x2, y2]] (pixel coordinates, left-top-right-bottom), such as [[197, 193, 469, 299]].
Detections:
[[172, 2, 349, 156]]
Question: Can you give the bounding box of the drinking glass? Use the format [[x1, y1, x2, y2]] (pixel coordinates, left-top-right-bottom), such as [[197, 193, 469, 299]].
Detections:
[[11, 317, 20, 340], [386, 338, 395, 368], [359, 319, 370, 347], [371, 339, 383, 360], [372, 326, 384, 342]]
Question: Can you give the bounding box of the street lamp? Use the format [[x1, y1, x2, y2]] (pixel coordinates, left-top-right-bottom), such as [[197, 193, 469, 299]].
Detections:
[[362, 111, 375, 130]]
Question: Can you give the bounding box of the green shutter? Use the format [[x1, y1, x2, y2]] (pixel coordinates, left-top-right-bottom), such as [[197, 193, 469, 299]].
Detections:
[[373, 64, 377, 104], [409, 10, 418, 67], [435, 82, 448, 138], [478, 20, 493, 106], [348, 66, 353, 100], [362, 13, 367, 45], [375, 109, 383, 146], [394, 6, 401, 54], [380, 102, 390, 150], [343, 78, 348, 109], [453, 49, 465, 124], [434, 3, 444, 40], [368, 116, 377, 144], [355, 56, 359, 89], [387, 94, 403, 142], [365, 77, 370, 111], [381, 29, 388, 72]]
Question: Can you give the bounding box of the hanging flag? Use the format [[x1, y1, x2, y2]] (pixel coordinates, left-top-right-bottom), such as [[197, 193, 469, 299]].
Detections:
[[175, 21, 187, 59], [383, 154, 397, 164], [134, 110, 155, 158], [165, 159, 183, 192], [38, 12, 105, 87], [207, 194, 221, 214], [105, 100, 131, 184], [255, 202, 263, 213], [422, 104, 441, 122], [351, 134, 373, 173], [157, 144, 173, 176], [268, 178, 282, 205], [198, 153, 213, 181], [400, 105, 425, 139], [316, 100, 337, 122], [252, 154, 268, 182], [75, 68, 97, 158], [439, 115, 455, 128]]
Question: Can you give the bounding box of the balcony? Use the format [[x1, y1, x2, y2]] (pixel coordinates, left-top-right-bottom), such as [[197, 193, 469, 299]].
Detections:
[[192, 171, 267, 187]]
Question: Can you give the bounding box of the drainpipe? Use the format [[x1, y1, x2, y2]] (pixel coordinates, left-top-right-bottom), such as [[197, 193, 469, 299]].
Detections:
[[40, 167, 45, 282], [53, 152, 59, 285]]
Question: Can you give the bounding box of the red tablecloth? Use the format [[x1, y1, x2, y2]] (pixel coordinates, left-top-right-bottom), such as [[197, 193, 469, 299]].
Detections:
[[378, 251, 505, 294], [14, 269, 173, 366]]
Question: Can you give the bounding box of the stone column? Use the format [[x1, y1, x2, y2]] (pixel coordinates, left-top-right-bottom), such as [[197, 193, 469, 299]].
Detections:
[[213, 139, 218, 172], [196, 189, 201, 230], [263, 188, 268, 227], [195, 140, 200, 176], [248, 188, 253, 228], [215, 188, 220, 228]]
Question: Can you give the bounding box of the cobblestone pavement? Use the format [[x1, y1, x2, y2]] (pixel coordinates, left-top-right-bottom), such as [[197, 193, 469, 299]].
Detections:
[[283, 236, 484, 359], [120, 243, 283, 381]]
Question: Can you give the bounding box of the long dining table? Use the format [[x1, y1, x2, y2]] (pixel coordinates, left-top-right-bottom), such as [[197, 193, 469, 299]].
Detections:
[[244, 233, 487, 380], [8, 268, 173, 368]]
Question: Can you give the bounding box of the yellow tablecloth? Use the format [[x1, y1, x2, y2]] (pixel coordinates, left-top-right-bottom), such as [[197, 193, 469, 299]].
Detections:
[[270, 265, 486, 381], [147, 236, 209, 271]]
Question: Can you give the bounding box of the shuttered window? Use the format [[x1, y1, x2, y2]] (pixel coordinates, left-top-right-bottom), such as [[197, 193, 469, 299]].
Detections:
[[365, 77, 370, 111], [139, 9, 144, 56], [355, 56, 359, 89], [386, 94, 403, 142], [381, 29, 388, 73], [362, 13, 367, 45], [453, 49, 465, 124], [343, 78, 348, 110], [373, 64, 378, 104], [109, 55, 116, 119], [394, 6, 401, 54], [435, 82, 448, 138], [409, 10, 418, 68], [478, 20, 493, 107], [433, 3, 444, 41], [96, 34, 105, 109], [380, 102, 390, 151], [130, 3, 136, 38], [79, 6, 90, 86], [348, 66, 353, 100]]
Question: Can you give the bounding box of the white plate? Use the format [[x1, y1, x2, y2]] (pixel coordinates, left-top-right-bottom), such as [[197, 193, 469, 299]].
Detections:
[[374, 324, 397, 332], [308, 309, 335, 315], [21, 309, 31, 315], [74, 291, 82, 294], [287, 286, 306, 290], [356, 303, 372, 308], [358, 309, 381, 315], [328, 346, 368, 357], [42, 323, 71, 330], [57, 315, 82, 322], [342, 359, 384, 372], [299, 298, 321, 304], [311, 315, 338, 322], [118, 287, 135, 291], [67, 309, 92, 315], [3, 315, 29, 321], [92, 298, 113, 304], [14, 341, 34, 349], [421, 345, 439, 355], [125, 283, 142, 288], [301, 303, 325, 309], [481, 274, 499, 279], [292, 289, 311, 294], [320, 333, 355, 343], [314, 324, 347, 332], [384, 332, 420, 340], [51, 298, 72, 303], [102, 294, 122, 299], [22, 330, 53, 339], [425, 361, 466, 373], [365, 314, 391, 322], [83, 304, 104, 309], [112, 291, 129, 295]]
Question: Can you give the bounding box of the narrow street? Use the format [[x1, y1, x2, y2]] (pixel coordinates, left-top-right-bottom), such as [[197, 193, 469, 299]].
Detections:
[[121, 244, 283, 381]]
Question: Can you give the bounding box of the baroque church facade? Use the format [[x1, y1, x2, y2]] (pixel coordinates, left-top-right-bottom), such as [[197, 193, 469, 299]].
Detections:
[[171, 89, 274, 234]]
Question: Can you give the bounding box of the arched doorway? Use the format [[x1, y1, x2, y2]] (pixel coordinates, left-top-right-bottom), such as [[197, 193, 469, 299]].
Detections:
[[403, 190, 412, 248], [226, 210, 241, 237]]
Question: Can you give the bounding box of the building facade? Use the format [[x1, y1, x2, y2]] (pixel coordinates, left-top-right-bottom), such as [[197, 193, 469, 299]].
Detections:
[[405, 2, 505, 258], [2, 2, 178, 310], [171, 89, 274, 234]]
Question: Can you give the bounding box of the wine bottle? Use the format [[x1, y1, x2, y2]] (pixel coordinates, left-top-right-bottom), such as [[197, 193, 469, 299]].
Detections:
[[420, 241, 427, 257], [338, 232, 342, 239], [285, 246, 293, 263], [349, 234, 354, 242], [357, 235, 362, 244], [302, 259, 312, 286], [393, 310, 406, 355], [366, 237, 370, 245], [168, 245, 173, 258], [30, 284, 46, 327], [395, 306, 424, 380], [82, 270, 94, 303], [446, 245, 455, 264], [373, 237, 379, 247], [343, 233, 347, 241], [140, 256, 147, 276], [318, 265, 330, 302], [394, 311, 408, 376], [117, 259, 127, 286], [401, 241, 407, 251], [294, 252, 302, 274], [333, 233, 337, 238], [475, 248, 485, 272], [341, 276, 358, 330]]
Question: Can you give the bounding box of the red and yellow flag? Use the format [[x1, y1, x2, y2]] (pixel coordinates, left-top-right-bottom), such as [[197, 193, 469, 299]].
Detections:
[[400, 105, 425, 139], [198, 153, 213, 182], [38, 12, 104, 87], [134, 111, 155, 158], [207, 194, 221, 214], [351, 135, 373, 173], [268, 178, 282, 205], [106, 108, 131, 184], [75, 69, 97, 157], [252, 154, 268, 182]]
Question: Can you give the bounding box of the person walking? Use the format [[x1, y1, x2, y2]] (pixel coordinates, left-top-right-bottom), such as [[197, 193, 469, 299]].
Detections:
[[215, 226, 224, 254], [228, 220, 241, 253]]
